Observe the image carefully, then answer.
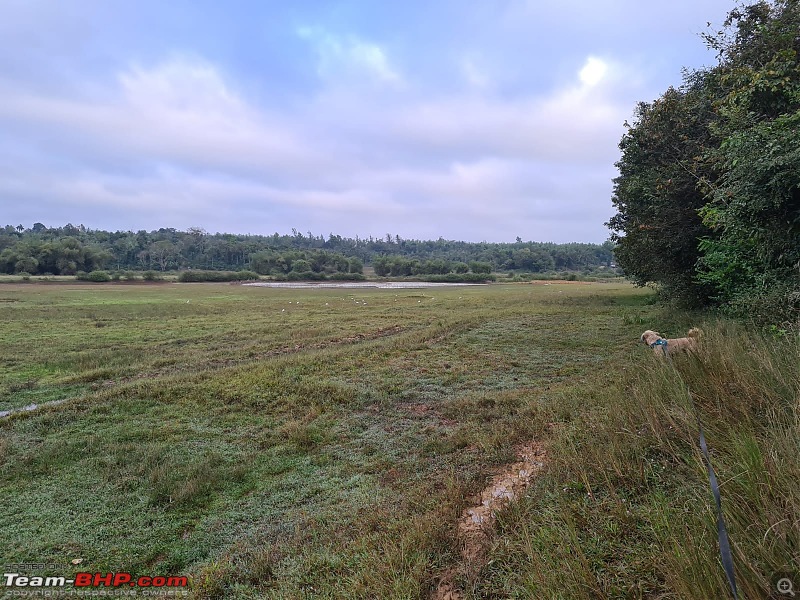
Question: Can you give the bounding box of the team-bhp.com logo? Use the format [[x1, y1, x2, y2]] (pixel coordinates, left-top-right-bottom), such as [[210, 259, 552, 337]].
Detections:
[[3, 571, 188, 595]]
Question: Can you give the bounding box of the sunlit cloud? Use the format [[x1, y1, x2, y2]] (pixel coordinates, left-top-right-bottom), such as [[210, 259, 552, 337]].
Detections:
[[579, 56, 608, 87]]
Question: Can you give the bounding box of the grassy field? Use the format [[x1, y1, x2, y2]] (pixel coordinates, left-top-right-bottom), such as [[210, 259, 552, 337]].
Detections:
[[0, 282, 796, 598]]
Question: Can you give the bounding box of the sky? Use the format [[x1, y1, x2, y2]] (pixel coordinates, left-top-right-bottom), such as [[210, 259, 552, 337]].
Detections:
[[0, 0, 735, 243]]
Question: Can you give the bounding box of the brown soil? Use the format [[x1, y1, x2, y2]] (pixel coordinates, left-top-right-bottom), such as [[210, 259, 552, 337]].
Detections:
[[432, 442, 546, 599]]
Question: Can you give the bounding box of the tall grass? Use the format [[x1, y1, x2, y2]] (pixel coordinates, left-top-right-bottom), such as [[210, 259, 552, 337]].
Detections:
[[480, 323, 799, 599]]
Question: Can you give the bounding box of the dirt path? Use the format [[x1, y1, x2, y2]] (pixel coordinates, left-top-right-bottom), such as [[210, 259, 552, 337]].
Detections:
[[433, 442, 546, 600]]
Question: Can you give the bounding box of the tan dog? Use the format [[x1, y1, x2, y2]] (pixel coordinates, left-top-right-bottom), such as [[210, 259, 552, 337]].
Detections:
[[640, 328, 701, 355]]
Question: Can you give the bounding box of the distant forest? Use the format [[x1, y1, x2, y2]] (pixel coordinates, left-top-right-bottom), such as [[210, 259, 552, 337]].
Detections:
[[0, 223, 615, 277]]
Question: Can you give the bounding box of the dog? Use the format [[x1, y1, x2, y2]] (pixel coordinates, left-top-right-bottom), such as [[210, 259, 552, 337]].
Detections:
[[640, 328, 701, 355]]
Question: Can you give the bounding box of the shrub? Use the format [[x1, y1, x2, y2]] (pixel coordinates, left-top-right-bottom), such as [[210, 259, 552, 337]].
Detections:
[[142, 271, 161, 281], [420, 273, 495, 283], [76, 270, 111, 282], [177, 270, 260, 283], [328, 272, 366, 281], [286, 271, 325, 281], [87, 270, 111, 282]]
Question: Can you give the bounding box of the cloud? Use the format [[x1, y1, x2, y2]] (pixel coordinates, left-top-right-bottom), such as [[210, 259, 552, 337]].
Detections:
[[0, 47, 633, 242], [579, 57, 608, 87], [297, 27, 401, 84], [0, 57, 335, 181]]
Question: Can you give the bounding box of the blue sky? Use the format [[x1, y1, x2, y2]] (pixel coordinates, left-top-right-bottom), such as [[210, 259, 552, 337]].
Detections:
[[0, 0, 734, 242]]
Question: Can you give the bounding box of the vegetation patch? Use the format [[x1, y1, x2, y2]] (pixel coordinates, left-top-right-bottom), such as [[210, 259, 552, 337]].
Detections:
[[0, 281, 794, 598]]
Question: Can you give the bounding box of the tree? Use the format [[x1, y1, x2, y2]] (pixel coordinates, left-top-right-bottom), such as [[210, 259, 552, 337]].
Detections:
[[469, 261, 492, 274], [149, 241, 177, 271], [696, 0, 800, 321], [291, 259, 311, 273], [348, 257, 364, 274], [609, 0, 799, 323], [15, 256, 38, 274], [373, 256, 391, 277], [608, 76, 719, 306]]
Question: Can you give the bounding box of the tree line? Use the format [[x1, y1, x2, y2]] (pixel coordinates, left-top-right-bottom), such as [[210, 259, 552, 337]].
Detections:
[[609, 0, 800, 326], [0, 223, 615, 277]]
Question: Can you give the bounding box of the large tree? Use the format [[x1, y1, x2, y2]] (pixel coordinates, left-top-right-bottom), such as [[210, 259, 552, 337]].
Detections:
[[697, 0, 800, 323], [608, 78, 718, 306], [609, 0, 800, 324]]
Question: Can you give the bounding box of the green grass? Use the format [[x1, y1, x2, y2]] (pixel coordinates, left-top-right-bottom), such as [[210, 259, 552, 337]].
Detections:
[[477, 323, 799, 599], [0, 282, 795, 598]]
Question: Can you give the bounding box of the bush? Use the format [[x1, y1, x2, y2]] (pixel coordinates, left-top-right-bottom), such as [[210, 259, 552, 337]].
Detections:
[[327, 272, 366, 281], [142, 271, 161, 281], [88, 270, 111, 282], [177, 270, 260, 283], [76, 270, 111, 282], [286, 271, 325, 281], [122, 271, 137, 281], [419, 273, 495, 283]]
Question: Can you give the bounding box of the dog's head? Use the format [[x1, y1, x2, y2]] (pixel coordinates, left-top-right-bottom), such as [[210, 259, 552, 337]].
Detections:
[[687, 327, 702, 338], [640, 330, 662, 346]]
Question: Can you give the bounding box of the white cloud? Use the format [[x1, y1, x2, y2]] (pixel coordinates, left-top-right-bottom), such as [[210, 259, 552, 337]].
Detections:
[[0, 57, 332, 179], [579, 56, 608, 87], [297, 27, 401, 84], [0, 50, 629, 242]]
